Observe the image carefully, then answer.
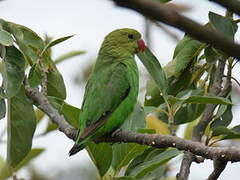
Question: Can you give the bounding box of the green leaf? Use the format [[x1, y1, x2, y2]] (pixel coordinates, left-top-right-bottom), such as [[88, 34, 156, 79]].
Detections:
[[155, 90, 205, 125], [204, 46, 219, 64], [41, 35, 74, 56], [162, 91, 230, 107], [0, 28, 14, 46], [0, 98, 6, 120], [176, 89, 203, 99], [212, 124, 240, 140], [173, 35, 192, 59], [0, 148, 44, 180], [87, 142, 112, 177], [112, 143, 147, 172], [211, 105, 232, 129], [47, 96, 63, 109], [121, 103, 146, 132], [209, 12, 238, 40], [61, 103, 80, 128], [183, 95, 231, 105], [137, 47, 168, 97], [48, 96, 80, 128], [167, 69, 194, 96], [47, 63, 66, 99], [190, 64, 207, 84], [144, 79, 164, 107], [2, 46, 25, 98], [167, 95, 180, 105], [174, 104, 205, 125], [141, 165, 166, 180], [7, 86, 36, 168], [164, 35, 203, 78], [54, 50, 86, 64], [214, 104, 228, 120], [212, 127, 236, 138], [7, 22, 45, 65], [126, 149, 181, 178], [125, 148, 164, 176], [28, 64, 42, 88]]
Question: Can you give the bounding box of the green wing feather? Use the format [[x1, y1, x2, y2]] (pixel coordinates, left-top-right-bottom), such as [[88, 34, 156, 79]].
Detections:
[[79, 61, 130, 136]]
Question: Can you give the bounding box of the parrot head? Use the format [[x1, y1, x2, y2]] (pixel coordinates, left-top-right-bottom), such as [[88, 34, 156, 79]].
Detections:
[[99, 28, 146, 57]]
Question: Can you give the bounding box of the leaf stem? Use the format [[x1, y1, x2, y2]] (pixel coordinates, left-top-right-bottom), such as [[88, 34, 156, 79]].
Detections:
[[163, 96, 176, 136]]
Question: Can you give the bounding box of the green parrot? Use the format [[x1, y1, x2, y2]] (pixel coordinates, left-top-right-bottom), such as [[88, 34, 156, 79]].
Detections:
[[69, 28, 146, 156]]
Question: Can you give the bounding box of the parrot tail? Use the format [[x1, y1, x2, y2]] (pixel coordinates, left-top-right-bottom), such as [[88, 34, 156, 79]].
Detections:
[[69, 141, 87, 156]]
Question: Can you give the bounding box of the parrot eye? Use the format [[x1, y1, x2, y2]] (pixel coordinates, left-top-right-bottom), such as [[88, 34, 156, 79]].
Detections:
[[128, 34, 134, 39]]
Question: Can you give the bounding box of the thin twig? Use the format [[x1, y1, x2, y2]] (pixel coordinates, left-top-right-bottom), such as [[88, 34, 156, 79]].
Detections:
[[224, 75, 240, 88]]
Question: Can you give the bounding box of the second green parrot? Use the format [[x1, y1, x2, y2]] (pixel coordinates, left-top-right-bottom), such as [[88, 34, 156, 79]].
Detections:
[[69, 28, 146, 156]]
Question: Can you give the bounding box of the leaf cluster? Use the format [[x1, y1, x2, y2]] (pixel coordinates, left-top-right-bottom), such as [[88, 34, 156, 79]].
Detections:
[[0, 19, 84, 179]]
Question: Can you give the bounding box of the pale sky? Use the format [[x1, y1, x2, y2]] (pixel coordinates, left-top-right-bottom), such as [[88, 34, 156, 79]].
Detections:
[[0, 0, 240, 179]]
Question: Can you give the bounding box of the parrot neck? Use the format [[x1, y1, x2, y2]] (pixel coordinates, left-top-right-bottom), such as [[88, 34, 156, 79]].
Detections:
[[98, 43, 135, 61]]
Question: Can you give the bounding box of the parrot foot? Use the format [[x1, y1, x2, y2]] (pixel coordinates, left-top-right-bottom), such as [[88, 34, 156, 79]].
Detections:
[[112, 128, 122, 137], [108, 129, 123, 145]]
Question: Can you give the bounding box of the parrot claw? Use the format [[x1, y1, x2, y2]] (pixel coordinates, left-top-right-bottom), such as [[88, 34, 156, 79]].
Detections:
[[112, 128, 122, 137]]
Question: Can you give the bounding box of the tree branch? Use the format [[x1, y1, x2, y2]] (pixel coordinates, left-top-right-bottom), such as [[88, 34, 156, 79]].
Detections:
[[93, 130, 240, 162], [24, 86, 240, 163], [111, 0, 240, 58], [210, 0, 240, 17], [207, 158, 228, 180]]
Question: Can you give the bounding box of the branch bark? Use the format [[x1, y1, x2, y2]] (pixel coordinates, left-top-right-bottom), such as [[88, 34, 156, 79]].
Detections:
[[207, 159, 228, 180], [111, 0, 240, 58]]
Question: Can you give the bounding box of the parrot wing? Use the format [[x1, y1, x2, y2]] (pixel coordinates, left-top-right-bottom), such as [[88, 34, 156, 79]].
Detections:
[[79, 61, 130, 138]]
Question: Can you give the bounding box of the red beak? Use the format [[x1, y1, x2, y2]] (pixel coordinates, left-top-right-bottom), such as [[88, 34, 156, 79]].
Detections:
[[137, 39, 146, 52]]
